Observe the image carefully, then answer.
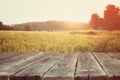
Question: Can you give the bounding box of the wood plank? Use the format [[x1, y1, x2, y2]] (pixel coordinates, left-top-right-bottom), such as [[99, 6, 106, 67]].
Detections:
[[93, 52, 120, 80], [0, 52, 46, 80], [0, 53, 38, 69], [107, 53, 120, 60], [43, 53, 78, 80], [0, 53, 40, 70], [107, 52, 120, 80], [75, 53, 106, 80], [10, 53, 63, 80], [0, 52, 22, 60]]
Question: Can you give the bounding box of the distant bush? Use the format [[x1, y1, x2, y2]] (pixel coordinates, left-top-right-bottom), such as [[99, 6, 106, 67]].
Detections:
[[69, 31, 82, 34], [70, 30, 97, 35], [86, 31, 97, 35]]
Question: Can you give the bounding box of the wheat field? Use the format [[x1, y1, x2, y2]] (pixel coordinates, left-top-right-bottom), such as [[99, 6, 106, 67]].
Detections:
[[0, 30, 120, 53]]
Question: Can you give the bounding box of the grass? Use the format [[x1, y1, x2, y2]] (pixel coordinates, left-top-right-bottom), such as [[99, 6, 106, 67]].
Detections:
[[0, 30, 120, 53]]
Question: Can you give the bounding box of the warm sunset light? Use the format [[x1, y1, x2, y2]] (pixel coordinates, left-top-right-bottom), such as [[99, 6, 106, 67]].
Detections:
[[0, 1, 120, 79], [0, 0, 120, 24]]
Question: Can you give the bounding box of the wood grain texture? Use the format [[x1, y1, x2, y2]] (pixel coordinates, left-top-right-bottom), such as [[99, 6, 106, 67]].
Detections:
[[107, 53, 120, 60], [93, 52, 120, 80], [75, 53, 106, 80], [0, 52, 45, 79], [0, 52, 120, 80], [10, 54, 63, 80], [0, 53, 21, 61], [43, 53, 78, 80], [0, 53, 38, 66], [0, 53, 37, 70]]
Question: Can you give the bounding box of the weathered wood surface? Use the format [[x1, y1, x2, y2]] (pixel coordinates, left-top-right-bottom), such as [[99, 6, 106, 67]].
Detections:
[[43, 53, 78, 80], [0, 52, 45, 80], [93, 52, 120, 80], [0, 53, 21, 61], [0, 52, 120, 80], [0, 53, 36, 65], [75, 53, 106, 80], [11, 54, 64, 80], [107, 53, 120, 60]]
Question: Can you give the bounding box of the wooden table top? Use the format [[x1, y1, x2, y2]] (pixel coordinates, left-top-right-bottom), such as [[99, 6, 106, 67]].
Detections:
[[0, 52, 120, 80]]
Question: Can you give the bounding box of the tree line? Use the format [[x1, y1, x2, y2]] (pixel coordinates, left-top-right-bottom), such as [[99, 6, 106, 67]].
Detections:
[[14, 21, 89, 31], [90, 4, 120, 30], [0, 21, 14, 30], [0, 4, 120, 31]]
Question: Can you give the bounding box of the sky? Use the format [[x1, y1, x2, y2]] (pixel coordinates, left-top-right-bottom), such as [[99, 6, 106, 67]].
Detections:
[[0, 0, 120, 24]]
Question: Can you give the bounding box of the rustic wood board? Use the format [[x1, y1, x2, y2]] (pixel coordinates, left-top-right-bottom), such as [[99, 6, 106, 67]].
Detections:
[[43, 53, 78, 80], [75, 53, 106, 80], [10, 54, 64, 80], [0, 53, 39, 71], [0, 52, 22, 61], [0, 52, 46, 80], [93, 52, 120, 80], [107, 53, 120, 60], [0, 53, 37, 65], [0, 52, 120, 80]]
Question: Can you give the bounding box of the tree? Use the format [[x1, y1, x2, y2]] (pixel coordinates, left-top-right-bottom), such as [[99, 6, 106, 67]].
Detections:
[[0, 21, 3, 26], [104, 4, 120, 30], [0, 21, 4, 30], [89, 13, 102, 29], [89, 4, 120, 30], [104, 4, 119, 19], [25, 25, 30, 31], [0, 21, 14, 30]]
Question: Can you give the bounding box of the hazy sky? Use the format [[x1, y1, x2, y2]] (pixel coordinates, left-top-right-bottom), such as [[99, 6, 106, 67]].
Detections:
[[0, 0, 120, 24]]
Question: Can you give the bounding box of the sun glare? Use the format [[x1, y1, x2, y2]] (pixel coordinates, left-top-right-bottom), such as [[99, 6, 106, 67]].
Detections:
[[0, 0, 120, 24]]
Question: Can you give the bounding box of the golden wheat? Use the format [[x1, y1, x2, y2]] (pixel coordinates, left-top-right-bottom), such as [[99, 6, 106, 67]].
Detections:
[[0, 30, 120, 53]]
